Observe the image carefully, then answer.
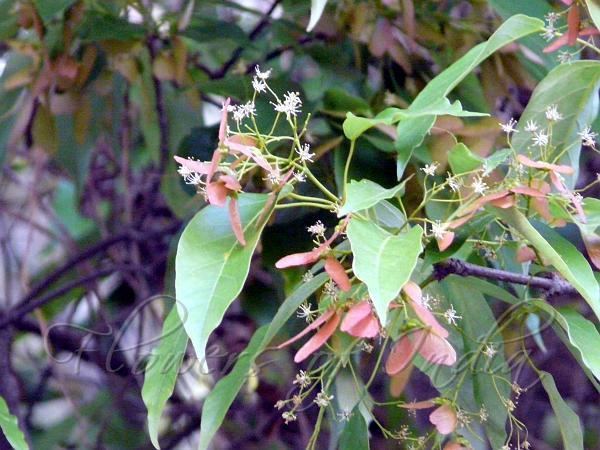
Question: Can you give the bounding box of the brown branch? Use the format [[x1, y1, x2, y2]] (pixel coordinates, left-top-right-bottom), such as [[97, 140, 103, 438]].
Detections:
[[147, 36, 170, 177], [17, 223, 179, 309], [433, 258, 579, 298], [0, 267, 138, 329], [244, 33, 330, 75], [211, 0, 283, 79]]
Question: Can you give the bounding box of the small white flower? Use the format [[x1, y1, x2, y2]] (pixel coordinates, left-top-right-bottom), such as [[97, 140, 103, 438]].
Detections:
[[302, 271, 314, 282], [456, 408, 471, 427], [274, 400, 286, 410], [431, 220, 448, 240], [231, 102, 256, 122], [545, 104, 562, 122], [479, 406, 488, 423], [177, 164, 192, 178], [297, 302, 317, 322], [446, 173, 460, 192], [471, 177, 488, 195], [242, 101, 256, 116], [265, 168, 281, 185], [255, 65, 272, 80], [521, 440, 531, 449], [578, 126, 597, 148], [392, 425, 410, 440], [532, 130, 549, 147], [185, 172, 204, 186], [296, 143, 315, 162], [293, 171, 307, 183], [314, 390, 333, 408], [337, 410, 353, 422], [542, 25, 556, 41], [558, 50, 573, 64], [512, 382, 525, 397], [293, 370, 312, 388], [505, 398, 516, 412], [272, 91, 302, 119], [500, 118, 519, 135], [360, 341, 374, 353], [443, 304, 462, 325], [421, 162, 439, 176], [307, 220, 326, 237], [421, 293, 438, 310], [252, 76, 267, 93], [483, 344, 497, 358], [545, 12, 559, 25], [282, 411, 297, 424], [323, 280, 339, 299], [524, 120, 538, 132]]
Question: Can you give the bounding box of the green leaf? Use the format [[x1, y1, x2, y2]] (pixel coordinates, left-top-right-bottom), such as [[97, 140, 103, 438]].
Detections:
[[0, 0, 17, 39], [141, 307, 188, 449], [199, 273, 328, 450], [307, 0, 328, 32], [578, 198, 600, 268], [533, 300, 600, 382], [540, 371, 584, 450], [559, 308, 600, 382], [488, 0, 556, 78], [364, 200, 406, 232], [394, 14, 545, 178], [33, 0, 76, 23], [175, 193, 273, 372], [184, 17, 250, 44], [338, 179, 406, 217], [484, 148, 512, 173], [441, 277, 510, 449], [78, 11, 146, 42], [338, 406, 370, 450], [493, 207, 600, 319], [343, 112, 378, 141], [0, 396, 28, 450], [342, 99, 485, 141], [347, 218, 423, 325], [585, 0, 600, 31], [511, 61, 600, 188], [448, 143, 483, 174], [395, 98, 488, 119], [324, 88, 370, 115]]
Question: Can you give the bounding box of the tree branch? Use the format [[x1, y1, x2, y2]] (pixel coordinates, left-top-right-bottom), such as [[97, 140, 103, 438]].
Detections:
[[211, 0, 283, 79], [147, 36, 170, 177], [433, 258, 578, 298]]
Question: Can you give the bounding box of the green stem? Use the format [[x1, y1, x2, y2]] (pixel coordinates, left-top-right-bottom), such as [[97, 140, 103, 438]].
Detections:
[[275, 202, 334, 210], [342, 139, 356, 203]]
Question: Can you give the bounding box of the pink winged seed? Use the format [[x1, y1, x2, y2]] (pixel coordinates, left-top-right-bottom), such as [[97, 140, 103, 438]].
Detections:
[[429, 404, 458, 435], [324, 257, 352, 292], [294, 312, 341, 363]]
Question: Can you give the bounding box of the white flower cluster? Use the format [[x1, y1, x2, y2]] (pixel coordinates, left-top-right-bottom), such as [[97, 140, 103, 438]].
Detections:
[[272, 91, 303, 119], [228, 101, 256, 123], [252, 65, 271, 93], [314, 390, 333, 408], [421, 161, 439, 176], [177, 160, 204, 186], [307, 220, 326, 237], [579, 126, 597, 149]]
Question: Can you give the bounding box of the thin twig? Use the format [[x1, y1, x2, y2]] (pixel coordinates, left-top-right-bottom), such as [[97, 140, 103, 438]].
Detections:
[[147, 36, 170, 177], [211, 0, 283, 79], [434, 258, 578, 298]]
